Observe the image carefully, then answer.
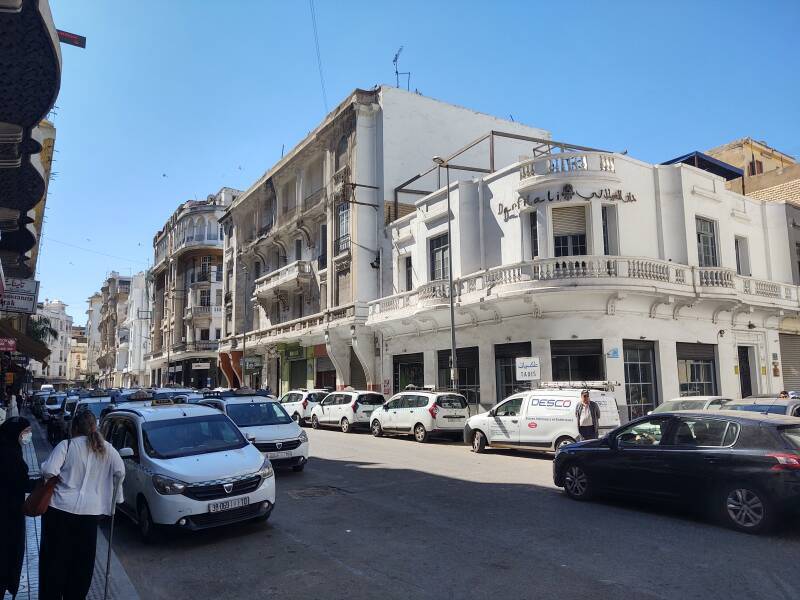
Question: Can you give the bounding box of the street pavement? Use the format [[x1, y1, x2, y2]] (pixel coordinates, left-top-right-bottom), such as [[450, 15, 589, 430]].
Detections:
[[109, 427, 800, 600]]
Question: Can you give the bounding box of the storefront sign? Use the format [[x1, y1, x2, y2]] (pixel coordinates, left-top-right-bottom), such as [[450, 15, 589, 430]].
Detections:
[[498, 184, 638, 222], [0, 278, 40, 314], [168, 365, 182, 373], [0, 338, 17, 352], [192, 362, 211, 370], [515, 357, 541, 381], [287, 347, 304, 360]]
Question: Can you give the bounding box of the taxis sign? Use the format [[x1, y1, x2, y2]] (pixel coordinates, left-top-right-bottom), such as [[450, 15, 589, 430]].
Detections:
[[515, 356, 540, 381]]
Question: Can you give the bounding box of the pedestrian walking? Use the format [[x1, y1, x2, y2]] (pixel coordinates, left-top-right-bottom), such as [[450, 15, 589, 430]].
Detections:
[[0, 417, 35, 599], [575, 389, 601, 440], [38, 410, 124, 600]]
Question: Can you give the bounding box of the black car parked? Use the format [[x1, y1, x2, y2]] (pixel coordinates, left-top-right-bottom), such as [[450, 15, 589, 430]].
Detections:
[[553, 410, 800, 534]]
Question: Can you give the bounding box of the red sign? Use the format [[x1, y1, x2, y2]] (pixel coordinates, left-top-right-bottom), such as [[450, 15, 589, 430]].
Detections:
[[57, 30, 86, 48], [527, 421, 538, 429], [0, 338, 16, 352]]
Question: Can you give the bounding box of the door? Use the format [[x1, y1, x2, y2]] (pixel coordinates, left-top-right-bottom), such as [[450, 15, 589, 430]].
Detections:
[[289, 359, 307, 389], [317, 395, 333, 424], [488, 396, 523, 445], [109, 418, 141, 511], [519, 395, 560, 447], [737, 346, 753, 398], [605, 416, 675, 497], [381, 397, 400, 430], [395, 395, 421, 432]]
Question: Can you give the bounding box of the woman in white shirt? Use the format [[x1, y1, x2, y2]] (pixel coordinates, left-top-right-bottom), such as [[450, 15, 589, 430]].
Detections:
[[39, 409, 125, 600]]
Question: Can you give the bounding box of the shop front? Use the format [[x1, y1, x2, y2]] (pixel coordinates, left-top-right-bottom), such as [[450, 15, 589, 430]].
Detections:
[[314, 344, 336, 389]]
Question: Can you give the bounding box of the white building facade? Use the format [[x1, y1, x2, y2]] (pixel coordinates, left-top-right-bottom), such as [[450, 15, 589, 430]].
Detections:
[[120, 271, 150, 387], [369, 150, 800, 419], [221, 86, 551, 393], [30, 299, 73, 387], [84, 292, 103, 384]]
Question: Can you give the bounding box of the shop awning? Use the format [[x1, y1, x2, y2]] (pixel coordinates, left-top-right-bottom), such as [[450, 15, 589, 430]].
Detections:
[[0, 318, 50, 362]]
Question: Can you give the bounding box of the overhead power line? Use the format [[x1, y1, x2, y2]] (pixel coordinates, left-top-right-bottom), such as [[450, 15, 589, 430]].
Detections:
[[41, 235, 150, 265], [309, 0, 328, 112]]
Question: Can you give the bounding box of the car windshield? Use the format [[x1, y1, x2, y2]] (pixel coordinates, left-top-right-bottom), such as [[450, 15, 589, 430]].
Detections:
[[307, 392, 325, 403], [46, 395, 63, 406], [726, 404, 788, 415], [437, 394, 467, 409], [226, 401, 292, 427], [357, 394, 384, 405], [652, 399, 709, 413], [65, 400, 78, 413], [78, 402, 108, 419], [780, 426, 800, 449], [142, 414, 246, 459]]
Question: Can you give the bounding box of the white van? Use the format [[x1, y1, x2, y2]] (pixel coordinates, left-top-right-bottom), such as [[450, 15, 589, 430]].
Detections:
[[464, 385, 621, 453]]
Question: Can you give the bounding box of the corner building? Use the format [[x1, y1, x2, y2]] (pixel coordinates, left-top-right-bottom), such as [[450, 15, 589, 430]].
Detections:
[[220, 86, 548, 392], [371, 150, 800, 419]]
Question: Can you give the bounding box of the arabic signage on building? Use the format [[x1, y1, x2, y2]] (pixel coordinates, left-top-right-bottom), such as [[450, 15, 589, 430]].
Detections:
[[497, 184, 638, 222], [0, 278, 40, 314], [0, 338, 17, 352], [191, 362, 211, 370], [515, 356, 541, 381]]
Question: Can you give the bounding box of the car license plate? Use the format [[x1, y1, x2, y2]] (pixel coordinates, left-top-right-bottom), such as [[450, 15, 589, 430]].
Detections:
[[444, 415, 464, 419], [268, 451, 292, 459], [363, 410, 373, 415], [208, 496, 249, 513]]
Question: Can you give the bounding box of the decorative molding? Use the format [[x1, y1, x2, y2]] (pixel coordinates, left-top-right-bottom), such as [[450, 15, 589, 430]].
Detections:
[[649, 295, 673, 319]]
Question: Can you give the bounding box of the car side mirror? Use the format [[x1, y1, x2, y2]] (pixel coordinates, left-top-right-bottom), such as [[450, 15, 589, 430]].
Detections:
[[246, 434, 256, 444], [119, 447, 134, 460], [488, 409, 496, 417]]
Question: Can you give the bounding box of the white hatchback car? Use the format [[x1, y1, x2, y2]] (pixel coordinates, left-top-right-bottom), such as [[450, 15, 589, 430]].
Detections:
[[101, 401, 276, 542], [278, 389, 330, 425], [200, 391, 309, 472], [309, 390, 385, 433], [370, 390, 469, 442]]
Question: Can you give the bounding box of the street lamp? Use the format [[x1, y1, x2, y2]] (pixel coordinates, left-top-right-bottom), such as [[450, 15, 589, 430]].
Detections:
[[432, 156, 460, 406]]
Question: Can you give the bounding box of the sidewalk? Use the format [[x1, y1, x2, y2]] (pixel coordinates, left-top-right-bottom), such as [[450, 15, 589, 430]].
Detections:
[[3, 415, 139, 600]]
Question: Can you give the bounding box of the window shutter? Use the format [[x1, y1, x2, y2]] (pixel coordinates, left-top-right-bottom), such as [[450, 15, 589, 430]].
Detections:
[[552, 206, 587, 236]]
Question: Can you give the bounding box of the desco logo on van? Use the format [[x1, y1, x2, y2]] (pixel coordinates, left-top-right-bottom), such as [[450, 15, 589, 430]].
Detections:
[[528, 398, 572, 408]]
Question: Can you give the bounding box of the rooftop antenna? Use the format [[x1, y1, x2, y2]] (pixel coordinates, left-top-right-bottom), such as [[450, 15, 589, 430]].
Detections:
[[393, 46, 411, 91]]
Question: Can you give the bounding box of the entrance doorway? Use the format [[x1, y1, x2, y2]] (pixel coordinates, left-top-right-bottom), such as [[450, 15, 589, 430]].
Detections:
[[494, 342, 533, 404], [289, 359, 307, 389], [737, 346, 754, 398], [393, 353, 424, 394]]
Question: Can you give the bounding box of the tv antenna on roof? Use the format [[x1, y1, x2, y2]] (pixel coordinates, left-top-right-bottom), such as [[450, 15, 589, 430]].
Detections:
[[393, 46, 411, 91]]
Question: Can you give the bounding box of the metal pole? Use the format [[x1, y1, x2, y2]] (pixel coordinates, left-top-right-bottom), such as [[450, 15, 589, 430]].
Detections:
[[445, 165, 459, 406], [241, 265, 247, 389], [104, 472, 122, 600]]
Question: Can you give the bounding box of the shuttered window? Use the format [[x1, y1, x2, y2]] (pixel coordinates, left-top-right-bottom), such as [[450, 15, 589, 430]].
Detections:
[[552, 206, 587, 236], [335, 266, 352, 305], [780, 334, 800, 391]]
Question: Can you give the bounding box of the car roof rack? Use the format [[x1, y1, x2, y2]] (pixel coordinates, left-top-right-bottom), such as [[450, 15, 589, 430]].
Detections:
[[537, 381, 619, 391]]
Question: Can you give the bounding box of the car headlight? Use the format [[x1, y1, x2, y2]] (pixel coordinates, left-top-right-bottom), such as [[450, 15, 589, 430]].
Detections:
[[258, 456, 274, 479], [298, 430, 308, 443], [152, 474, 187, 495]]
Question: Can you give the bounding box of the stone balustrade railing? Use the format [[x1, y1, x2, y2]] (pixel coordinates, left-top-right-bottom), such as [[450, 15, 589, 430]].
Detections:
[[519, 152, 617, 182], [254, 260, 312, 293]]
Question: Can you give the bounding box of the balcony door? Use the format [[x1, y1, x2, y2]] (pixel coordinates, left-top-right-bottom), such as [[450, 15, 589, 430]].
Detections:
[[552, 206, 587, 257]]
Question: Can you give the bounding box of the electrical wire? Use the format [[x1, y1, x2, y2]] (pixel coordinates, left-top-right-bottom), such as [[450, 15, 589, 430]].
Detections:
[[40, 235, 150, 265], [309, 0, 328, 112]]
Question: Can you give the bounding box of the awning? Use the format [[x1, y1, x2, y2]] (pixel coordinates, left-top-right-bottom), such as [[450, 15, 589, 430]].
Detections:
[[0, 318, 50, 362]]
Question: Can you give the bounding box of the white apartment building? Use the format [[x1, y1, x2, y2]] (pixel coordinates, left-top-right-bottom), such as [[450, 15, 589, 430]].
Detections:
[[220, 86, 550, 393], [120, 271, 150, 387], [30, 299, 73, 386], [146, 188, 238, 388], [84, 292, 102, 383], [369, 148, 800, 419]]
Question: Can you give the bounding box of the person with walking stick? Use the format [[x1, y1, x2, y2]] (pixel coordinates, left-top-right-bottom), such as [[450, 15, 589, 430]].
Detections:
[[39, 410, 125, 600]]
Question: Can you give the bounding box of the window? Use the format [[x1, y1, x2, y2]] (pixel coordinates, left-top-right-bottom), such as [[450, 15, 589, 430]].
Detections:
[[673, 418, 740, 447], [429, 234, 449, 281], [199, 289, 211, 307], [404, 256, 413, 291], [215, 289, 223, 305], [335, 203, 349, 253], [335, 135, 348, 171], [734, 236, 750, 276], [551, 340, 604, 381], [254, 261, 261, 279], [530, 211, 539, 258], [747, 159, 764, 176], [335, 266, 351, 305], [295, 239, 303, 261], [624, 341, 658, 419], [496, 397, 523, 417], [696, 217, 718, 267], [293, 293, 303, 319], [215, 328, 221, 339], [616, 418, 669, 447], [677, 359, 717, 396], [552, 206, 587, 257], [601, 205, 618, 255], [200, 329, 210, 341]]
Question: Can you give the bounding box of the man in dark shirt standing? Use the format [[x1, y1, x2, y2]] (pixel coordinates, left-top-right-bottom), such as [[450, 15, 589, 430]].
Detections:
[[575, 390, 601, 440]]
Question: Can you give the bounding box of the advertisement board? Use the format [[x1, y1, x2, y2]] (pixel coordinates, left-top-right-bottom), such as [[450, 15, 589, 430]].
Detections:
[[0, 278, 40, 314]]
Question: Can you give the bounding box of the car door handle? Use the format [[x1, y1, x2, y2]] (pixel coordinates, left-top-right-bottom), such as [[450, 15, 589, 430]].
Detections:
[[704, 456, 721, 464], [511, 419, 518, 424]]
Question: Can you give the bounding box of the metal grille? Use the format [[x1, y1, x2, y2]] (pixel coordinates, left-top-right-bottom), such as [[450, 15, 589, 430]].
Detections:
[[255, 439, 301, 452], [183, 475, 262, 501]]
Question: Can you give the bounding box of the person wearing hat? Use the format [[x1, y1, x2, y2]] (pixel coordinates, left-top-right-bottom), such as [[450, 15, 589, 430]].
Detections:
[[574, 390, 601, 440], [0, 417, 35, 599]]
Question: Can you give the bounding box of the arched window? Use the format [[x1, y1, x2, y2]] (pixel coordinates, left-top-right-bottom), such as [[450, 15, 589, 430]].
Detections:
[[194, 218, 205, 241], [335, 135, 348, 171], [207, 218, 218, 240], [185, 219, 193, 242]]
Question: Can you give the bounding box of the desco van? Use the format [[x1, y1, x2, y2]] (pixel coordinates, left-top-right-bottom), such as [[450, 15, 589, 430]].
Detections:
[[464, 383, 621, 454]]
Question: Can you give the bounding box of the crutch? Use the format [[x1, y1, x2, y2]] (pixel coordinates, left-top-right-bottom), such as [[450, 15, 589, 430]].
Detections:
[[104, 472, 123, 600]]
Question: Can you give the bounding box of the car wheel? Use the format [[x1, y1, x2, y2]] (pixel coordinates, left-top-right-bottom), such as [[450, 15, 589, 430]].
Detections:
[[292, 413, 301, 423], [340, 417, 351, 433], [292, 463, 306, 473], [413, 423, 428, 443], [555, 436, 576, 451], [137, 499, 159, 544], [311, 415, 320, 429], [371, 419, 383, 437], [720, 484, 773, 534], [471, 430, 486, 453], [562, 463, 593, 501]]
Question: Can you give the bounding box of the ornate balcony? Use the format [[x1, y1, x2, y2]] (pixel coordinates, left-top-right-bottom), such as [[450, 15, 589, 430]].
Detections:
[[253, 260, 313, 296], [184, 305, 222, 321], [518, 152, 620, 192]]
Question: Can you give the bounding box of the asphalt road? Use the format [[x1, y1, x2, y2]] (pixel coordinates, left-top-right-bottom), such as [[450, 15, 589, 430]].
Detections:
[[108, 427, 800, 600]]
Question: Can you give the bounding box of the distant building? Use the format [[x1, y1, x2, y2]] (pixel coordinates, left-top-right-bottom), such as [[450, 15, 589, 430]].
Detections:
[[67, 325, 88, 383], [146, 188, 238, 388], [96, 273, 132, 387], [84, 292, 103, 383], [120, 272, 150, 387], [29, 300, 73, 388]]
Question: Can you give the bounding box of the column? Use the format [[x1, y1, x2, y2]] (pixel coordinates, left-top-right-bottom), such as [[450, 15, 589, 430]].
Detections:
[[423, 349, 437, 388], [478, 343, 495, 410], [589, 199, 605, 255], [657, 340, 679, 402]]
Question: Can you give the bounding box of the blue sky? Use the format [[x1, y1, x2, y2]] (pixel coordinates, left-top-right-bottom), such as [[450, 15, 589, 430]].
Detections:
[[43, 0, 800, 324]]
